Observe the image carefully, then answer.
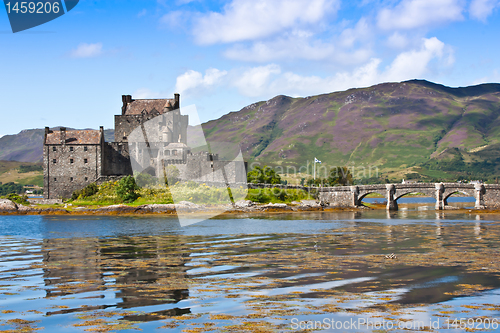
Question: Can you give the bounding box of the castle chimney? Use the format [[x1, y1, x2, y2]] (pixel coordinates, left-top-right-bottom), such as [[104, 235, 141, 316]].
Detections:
[[99, 126, 104, 143], [60, 127, 66, 145], [122, 95, 132, 115], [174, 93, 180, 109]]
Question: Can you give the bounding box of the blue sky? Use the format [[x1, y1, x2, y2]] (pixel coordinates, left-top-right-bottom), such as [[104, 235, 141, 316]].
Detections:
[[1, 0, 500, 137]]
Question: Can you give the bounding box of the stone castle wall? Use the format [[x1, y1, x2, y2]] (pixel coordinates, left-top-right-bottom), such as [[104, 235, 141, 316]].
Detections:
[[43, 143, 102, 199], [102, 142, 132, 176]]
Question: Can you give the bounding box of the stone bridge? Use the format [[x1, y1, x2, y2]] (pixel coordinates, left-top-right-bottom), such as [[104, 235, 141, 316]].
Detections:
[[318, 183, 500, 210]]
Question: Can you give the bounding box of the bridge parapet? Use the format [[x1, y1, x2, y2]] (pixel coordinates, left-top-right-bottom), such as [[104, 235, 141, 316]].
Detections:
[[318, 183, 500, 210], [248, 182, 500, 210]]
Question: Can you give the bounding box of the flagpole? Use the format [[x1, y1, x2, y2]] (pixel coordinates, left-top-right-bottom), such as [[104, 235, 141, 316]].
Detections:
[[313, 159, 316, 180]]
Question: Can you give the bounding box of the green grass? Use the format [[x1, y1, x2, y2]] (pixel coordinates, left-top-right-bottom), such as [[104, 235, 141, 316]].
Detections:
[[16, 174, 43, 187], [246, 188, 314, 203], [69, 180, 314, 206]]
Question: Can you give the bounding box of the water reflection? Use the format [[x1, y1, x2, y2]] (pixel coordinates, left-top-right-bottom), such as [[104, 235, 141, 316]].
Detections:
[[0, 213, 499, 332]]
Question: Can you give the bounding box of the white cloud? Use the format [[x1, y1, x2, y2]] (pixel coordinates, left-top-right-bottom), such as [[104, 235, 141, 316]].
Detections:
[[175, 68, 228, 96], [382, 37, 452, 81], [266, 59, 383, 96], [192, 0, 340, 44], [224, 31, 336, 62], [137, 9, 147, 18], [223, 18, 373, 64], [469, 0, 500, 21], [174, 37, 452, 100], [471, 69, 500, 84], [338, 17, 371, 49], [386, 32, 409, 49], [231, 64, 281, 96], [70, 43, 103, 58], [160, 10, 188, 28], [377, 0, 465, 30]]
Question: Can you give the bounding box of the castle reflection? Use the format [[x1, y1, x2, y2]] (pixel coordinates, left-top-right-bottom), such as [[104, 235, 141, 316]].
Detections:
[[42, 235, 191, 317]]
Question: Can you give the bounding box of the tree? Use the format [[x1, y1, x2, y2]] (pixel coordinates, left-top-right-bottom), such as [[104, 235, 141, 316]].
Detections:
[[163, 165, 180, 186], [71, 183, 99, 200], [135, 172, 158, 188], [0, 182, 24, 195], [327, 167, 354, 186], [247, 165, 281, 184], [116, 176, 140, 203]]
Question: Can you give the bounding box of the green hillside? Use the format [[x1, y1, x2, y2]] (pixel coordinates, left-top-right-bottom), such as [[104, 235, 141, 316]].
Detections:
[[2, 80, 500, 183], [200, 80, 500, 182], [0, 128, 115, 163]]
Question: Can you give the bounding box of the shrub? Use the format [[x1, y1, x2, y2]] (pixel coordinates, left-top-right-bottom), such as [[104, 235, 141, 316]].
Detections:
[[0, 182, 24, 195], [7, 193, 29, 205], [327, 167, 354, 186], [163, 165, 180, 185], [18, 165, 43, 173], [71, 183, 99, 201], [135, 172, 158, 188], [116, 176, 140, 203], [247, 165, 281, 184]]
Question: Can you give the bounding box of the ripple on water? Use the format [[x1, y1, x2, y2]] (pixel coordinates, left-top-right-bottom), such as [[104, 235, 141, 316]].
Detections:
[[0, 214, 499, 331]]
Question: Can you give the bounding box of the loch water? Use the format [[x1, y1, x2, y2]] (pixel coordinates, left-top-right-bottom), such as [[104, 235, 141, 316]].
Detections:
[[0, 198, 499, 332]]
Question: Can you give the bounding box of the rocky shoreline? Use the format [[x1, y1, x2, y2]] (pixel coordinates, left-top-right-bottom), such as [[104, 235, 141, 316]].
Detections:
[[0, 199, 350, 215], [1, 198, 495, 216]]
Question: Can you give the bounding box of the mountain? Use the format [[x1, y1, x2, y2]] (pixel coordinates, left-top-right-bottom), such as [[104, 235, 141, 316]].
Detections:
[[2, 80, 500, 181], [200, 80, 500, 180], [0, 128, 114, 163]]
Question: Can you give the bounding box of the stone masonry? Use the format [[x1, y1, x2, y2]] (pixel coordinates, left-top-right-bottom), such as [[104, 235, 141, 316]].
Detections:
[[43, 127, 104, 199], [318, 183, 500, 210], [44, 93, 246, 199]]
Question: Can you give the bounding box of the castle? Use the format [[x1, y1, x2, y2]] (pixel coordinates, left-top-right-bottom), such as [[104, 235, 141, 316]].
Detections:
[[43, 94, 246, 199]]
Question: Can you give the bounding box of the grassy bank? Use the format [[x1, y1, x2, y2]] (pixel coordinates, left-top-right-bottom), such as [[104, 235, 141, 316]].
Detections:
[[69, 181, 314, 206]]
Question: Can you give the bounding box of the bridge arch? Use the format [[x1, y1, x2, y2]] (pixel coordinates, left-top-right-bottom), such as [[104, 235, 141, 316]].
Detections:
[[357, 189, 387, 207], [443, 189, 475, 201], [358, 191, 386, 202], [394, 189, 435, 201]]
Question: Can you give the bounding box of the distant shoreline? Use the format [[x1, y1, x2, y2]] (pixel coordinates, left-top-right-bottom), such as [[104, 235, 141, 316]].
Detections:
[[0, 200, 498, 216]]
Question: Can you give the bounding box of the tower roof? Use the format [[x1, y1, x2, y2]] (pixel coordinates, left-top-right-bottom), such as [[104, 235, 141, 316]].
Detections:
[[45, 130, 102, 145], [124, 99, 175, 115]]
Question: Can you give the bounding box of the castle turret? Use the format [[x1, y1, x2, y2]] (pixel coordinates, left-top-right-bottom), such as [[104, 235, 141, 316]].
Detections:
[[121, 95, 132, 115], [60, 127, 66, 145], [174, 93, 180, 109]]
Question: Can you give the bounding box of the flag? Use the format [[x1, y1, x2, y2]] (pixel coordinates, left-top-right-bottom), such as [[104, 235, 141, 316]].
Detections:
[[314, 157, 321, 164]]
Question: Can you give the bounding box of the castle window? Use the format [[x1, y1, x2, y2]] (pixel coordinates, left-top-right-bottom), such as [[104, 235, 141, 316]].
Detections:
[[70, 159, 74, 164], [52, 159, 56, 164], [54, 178, 57, 182], [70, 177, 73, 182], [84, 146, 88, 152], [165, 150, 170, 156], [84, 158, 88, 164], [52, 146, 56, 152], [85, 177, 88, 181], [70, 147, 74, 152]]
